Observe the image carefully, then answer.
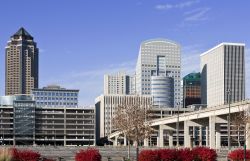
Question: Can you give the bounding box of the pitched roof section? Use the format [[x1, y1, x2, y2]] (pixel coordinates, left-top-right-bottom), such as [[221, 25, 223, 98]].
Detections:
[[12, 27, 33, 39]]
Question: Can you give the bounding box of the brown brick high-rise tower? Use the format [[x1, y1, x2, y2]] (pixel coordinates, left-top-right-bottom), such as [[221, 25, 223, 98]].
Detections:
[[5, 27, 39, 95]]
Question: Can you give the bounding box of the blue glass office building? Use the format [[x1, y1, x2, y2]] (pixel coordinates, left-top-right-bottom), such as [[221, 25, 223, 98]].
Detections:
[[32, 85, 79, 108]]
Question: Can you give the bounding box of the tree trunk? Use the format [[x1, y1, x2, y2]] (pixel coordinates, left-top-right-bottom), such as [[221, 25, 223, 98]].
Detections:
[[238, 127, 241, 147], [136, 139, 139, 161], [128, 140, 130, 160]]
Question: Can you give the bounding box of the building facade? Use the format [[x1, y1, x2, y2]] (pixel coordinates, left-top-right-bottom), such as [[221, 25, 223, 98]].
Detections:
[[135, 39, 181, 107], [200, 43, 245, 107], [32, 85, 79, 108], [0, 95, 95, 146], [104, 72, 135, 95], [95, 95, 152, 140], [183, 72, 201, 107], [151, 76, 174, 107], [5, 27, 39, 95]]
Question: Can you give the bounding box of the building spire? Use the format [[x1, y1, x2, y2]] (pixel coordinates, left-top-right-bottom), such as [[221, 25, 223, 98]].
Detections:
[[12, 27, 33, 39]]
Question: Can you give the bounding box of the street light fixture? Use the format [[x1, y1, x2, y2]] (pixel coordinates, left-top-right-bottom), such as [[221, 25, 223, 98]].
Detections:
[[227, 89, 231, 151], [176, 102, 180, 148]]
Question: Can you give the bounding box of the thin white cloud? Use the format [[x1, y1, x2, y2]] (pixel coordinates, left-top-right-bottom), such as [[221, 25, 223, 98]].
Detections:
[[184, 7, 210, 22], [39, 48, 46, 53], [155, 4, 173, 10], [40, 60, 136, 106], [155, 0, 200, 10]]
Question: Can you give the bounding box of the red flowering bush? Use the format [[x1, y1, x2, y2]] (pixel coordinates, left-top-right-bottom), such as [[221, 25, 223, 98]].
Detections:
[[177, 148, 194, 161], [158, 149, 177, 161], [139, 147, 217, 161], [192, 147, 217, 161], [75, 148, 101, 161], [11, 148, 41, 161], [138, 150, 160, 161], [228, 149, 250, 161]]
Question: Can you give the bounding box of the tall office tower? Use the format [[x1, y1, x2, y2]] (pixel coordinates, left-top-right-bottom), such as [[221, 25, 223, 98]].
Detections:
[[5, 27, 39, 95], [32, 85, 79, 108], [183, 72, 201, 107], [135, 39, 181, 107], [200, 43, 245, 107], [104, 72, 135, 95]]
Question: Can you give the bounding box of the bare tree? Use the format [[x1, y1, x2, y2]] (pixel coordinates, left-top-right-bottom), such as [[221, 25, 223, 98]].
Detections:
[[112, 96, 154, 161], [231, 108, 250, 147]]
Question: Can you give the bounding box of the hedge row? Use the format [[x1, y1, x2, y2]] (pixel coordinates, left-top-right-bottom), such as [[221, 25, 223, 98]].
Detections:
[[139, 147, 217, 161], [0, 148, 102, 161], [75, 149, 101, 161], [228, 149, 250, 161], [3, 147, 250, 161], [0, 148, 55, 161]]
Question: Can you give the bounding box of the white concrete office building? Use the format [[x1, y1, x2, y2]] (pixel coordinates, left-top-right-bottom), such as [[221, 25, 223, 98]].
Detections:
[[104, 72, 135, 95], [135, 39, 181, 107], [95, 95, 152, 139], [200, 43, 245, 107]]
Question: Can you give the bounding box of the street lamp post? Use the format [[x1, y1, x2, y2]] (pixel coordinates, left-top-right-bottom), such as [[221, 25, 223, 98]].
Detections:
[[227, 89, 231, 151], [176, 102, 180, 148], [54, 130, 56, 147]]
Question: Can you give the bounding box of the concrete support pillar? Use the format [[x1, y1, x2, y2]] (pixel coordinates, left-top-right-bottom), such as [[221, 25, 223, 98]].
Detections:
[[13, 136, 16, 146], [158, 125, 164, 147], [205, 126, 209, 147], [144, 138, 149, 147], [199, 126, 203, 146], [114, 136, 118, 146], [246, 123, 250, 149], [209, 116, 216, 149], [216, 124, 221, 150], [124, 136, 127, 146], [169, 131, 173, 147], [64, 137, 66, 146], [193, 126, 196, 147], [184, 121, 191, 148]]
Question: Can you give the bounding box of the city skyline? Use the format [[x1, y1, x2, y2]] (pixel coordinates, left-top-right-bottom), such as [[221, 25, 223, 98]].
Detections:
[[0, 0, 249, 105]]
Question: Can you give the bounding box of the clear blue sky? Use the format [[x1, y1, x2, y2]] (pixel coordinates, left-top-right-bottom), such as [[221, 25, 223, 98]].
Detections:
[[0, 0, 249, 105]]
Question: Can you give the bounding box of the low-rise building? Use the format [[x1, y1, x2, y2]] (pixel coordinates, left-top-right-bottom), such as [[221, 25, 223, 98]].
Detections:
[[95, 94, 193, 142], [0, 95, 95, 146]]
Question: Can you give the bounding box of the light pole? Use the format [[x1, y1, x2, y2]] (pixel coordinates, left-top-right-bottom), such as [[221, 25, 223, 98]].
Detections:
[[227, 89, 231, 151], [176, 102, 180, 148], [54, 130, 56, 147]]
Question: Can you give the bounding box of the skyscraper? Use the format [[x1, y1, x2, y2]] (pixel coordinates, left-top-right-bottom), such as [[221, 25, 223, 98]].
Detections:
[[5, 27, 39, 95], [200, 43, 245, 107], [183, 72, 201, 107], [104, 72, 135, 95], [135, 39, 181, 107]]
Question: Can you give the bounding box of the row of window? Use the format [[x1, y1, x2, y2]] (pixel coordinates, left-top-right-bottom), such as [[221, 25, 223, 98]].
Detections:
[[37, 102, 77, 106], [33, 91, 78, 97], [35, 97, 77, 101]]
